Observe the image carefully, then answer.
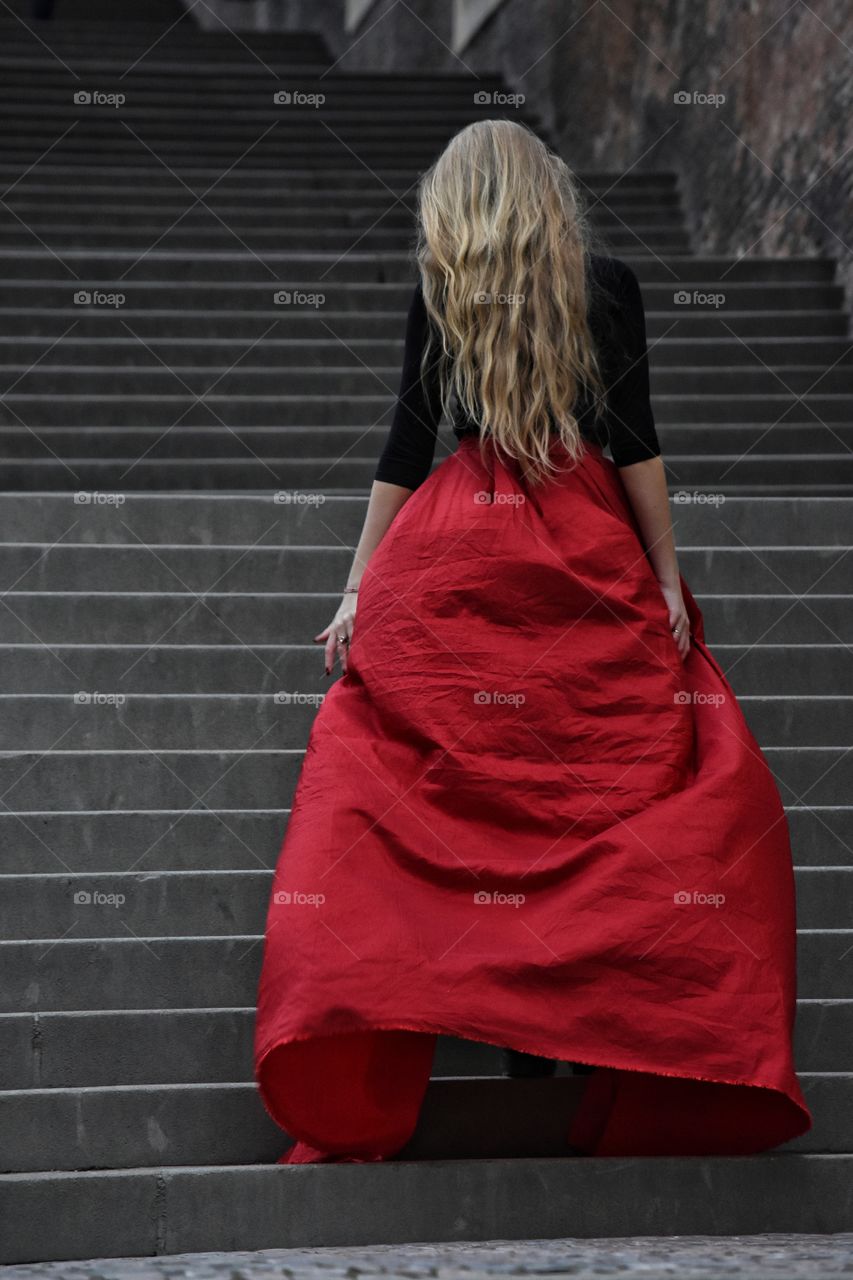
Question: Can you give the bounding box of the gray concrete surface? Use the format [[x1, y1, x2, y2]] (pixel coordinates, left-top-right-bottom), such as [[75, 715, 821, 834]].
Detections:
[[2, 1234, 853, 1279]]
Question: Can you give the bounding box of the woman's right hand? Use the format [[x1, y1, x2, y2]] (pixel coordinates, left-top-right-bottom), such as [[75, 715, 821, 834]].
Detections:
[[659, 579, 691, 659], [315, 592, 358, 676]]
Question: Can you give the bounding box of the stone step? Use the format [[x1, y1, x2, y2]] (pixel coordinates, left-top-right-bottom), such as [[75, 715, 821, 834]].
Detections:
[[0, 233, 691, 257], [0, 69, 521, 90], [0, 145, 516, 169], [0, 42, 330, 61], [0, 121, 592, 149], [2, 366, 850, 397], [0, 21, 318, 37], [0, 687, 849, 747], [1, 74, 517, 93], [2, 1154, 851, 1266], [9, 459, 849, 491], [0, 543, 848, 594], [0, 199, 682, 228], [0, 25, 326, 39], [1, 306, 844, 340], [656, 422, 853, 450], [0, 1013, 538, 1089], [0, 22, 326, 45], [16, 291, 836, 321], [0, 121, 471, 143], [0, 493, 844, 545], [6, 119, 547, 147], [0, 334, 848, 367], [1, 397, 849, 431], [0, 867, 846, 940], [0, 16, 232, 32], [0, 252, 834, 285], [4, 424, 851, 464], [0, 162, 679, 187], [0, 805, 846, 874], [0, 1072, 848, 1176], [3, 70, 531, 93], [0, 744, 847, 810], [3, 103, 536, 127], [0, 194, 685, 220], [1, 0, 198, 16], [2, 1000, 848, 1088], [1, 588, 851, 648], [0, 55, 332, 76], [0, 228, 692, 253], [0, 930, 847, 1011], [1, 173, 675, 195], [0, 636, 850, 695]]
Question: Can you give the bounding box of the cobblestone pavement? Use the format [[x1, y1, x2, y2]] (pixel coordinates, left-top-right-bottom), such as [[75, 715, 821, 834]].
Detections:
[[2, 1236, 852, 1280]]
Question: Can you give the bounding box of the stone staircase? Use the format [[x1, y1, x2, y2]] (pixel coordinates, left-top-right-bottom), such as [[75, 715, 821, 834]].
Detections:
[[0, 13, 851, 1266]]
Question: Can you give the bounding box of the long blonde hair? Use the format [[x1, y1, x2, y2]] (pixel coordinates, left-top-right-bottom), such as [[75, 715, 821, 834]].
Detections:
[[415, 119, 608, 484]]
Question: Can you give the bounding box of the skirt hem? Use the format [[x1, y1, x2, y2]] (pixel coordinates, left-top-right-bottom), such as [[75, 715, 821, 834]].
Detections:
[[255, 1014, 812, 1158]]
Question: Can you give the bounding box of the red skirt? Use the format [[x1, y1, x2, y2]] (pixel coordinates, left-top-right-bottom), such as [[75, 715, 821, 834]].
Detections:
[[254, 436, 811, 1160]]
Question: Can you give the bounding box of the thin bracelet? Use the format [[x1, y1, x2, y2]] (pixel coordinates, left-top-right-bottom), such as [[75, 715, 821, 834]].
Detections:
[[343, 586, 359, 594]]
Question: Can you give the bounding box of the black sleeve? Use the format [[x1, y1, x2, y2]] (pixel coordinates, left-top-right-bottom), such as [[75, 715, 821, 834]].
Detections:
[[603, 260, 662, 468], [374, 279, 444, 490]]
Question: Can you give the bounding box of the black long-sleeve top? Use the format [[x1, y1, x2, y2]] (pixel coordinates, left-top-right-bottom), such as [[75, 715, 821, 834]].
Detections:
[[374, 253, 662, 490]]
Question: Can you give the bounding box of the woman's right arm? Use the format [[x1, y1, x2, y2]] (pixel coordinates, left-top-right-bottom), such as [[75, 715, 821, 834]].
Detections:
[[317, 280, 442, 676], [316, 479, 414, 676]]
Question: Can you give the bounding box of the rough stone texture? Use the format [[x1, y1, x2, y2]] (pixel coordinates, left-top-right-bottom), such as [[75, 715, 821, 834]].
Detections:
[[2, 1234, 853, 1279], [467, 1, 853, 321]]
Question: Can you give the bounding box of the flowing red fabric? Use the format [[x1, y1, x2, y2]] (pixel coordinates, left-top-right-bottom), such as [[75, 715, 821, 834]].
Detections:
[[254, 436, 811, 1161]]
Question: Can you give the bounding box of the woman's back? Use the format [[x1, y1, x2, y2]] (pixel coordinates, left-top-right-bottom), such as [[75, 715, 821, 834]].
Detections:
[[375, 252, 662, 492]]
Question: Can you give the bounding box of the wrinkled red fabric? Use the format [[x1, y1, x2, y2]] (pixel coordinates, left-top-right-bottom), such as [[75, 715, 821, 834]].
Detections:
[[254, 436, 812, 1160]]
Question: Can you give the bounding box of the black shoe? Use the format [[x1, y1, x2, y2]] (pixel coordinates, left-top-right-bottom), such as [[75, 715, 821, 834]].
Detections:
[[502, 1047, 559, 1078]]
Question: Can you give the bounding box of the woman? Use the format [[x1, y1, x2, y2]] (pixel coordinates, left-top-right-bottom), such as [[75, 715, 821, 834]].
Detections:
[[254, 120, 811, 1163]]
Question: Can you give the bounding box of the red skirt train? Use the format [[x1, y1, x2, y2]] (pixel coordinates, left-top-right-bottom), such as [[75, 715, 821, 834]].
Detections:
[[253, 436, 812, 1160]]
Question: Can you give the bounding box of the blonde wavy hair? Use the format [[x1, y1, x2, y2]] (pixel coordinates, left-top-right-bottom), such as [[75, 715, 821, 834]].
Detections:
[[415, 119, 608, 484]]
